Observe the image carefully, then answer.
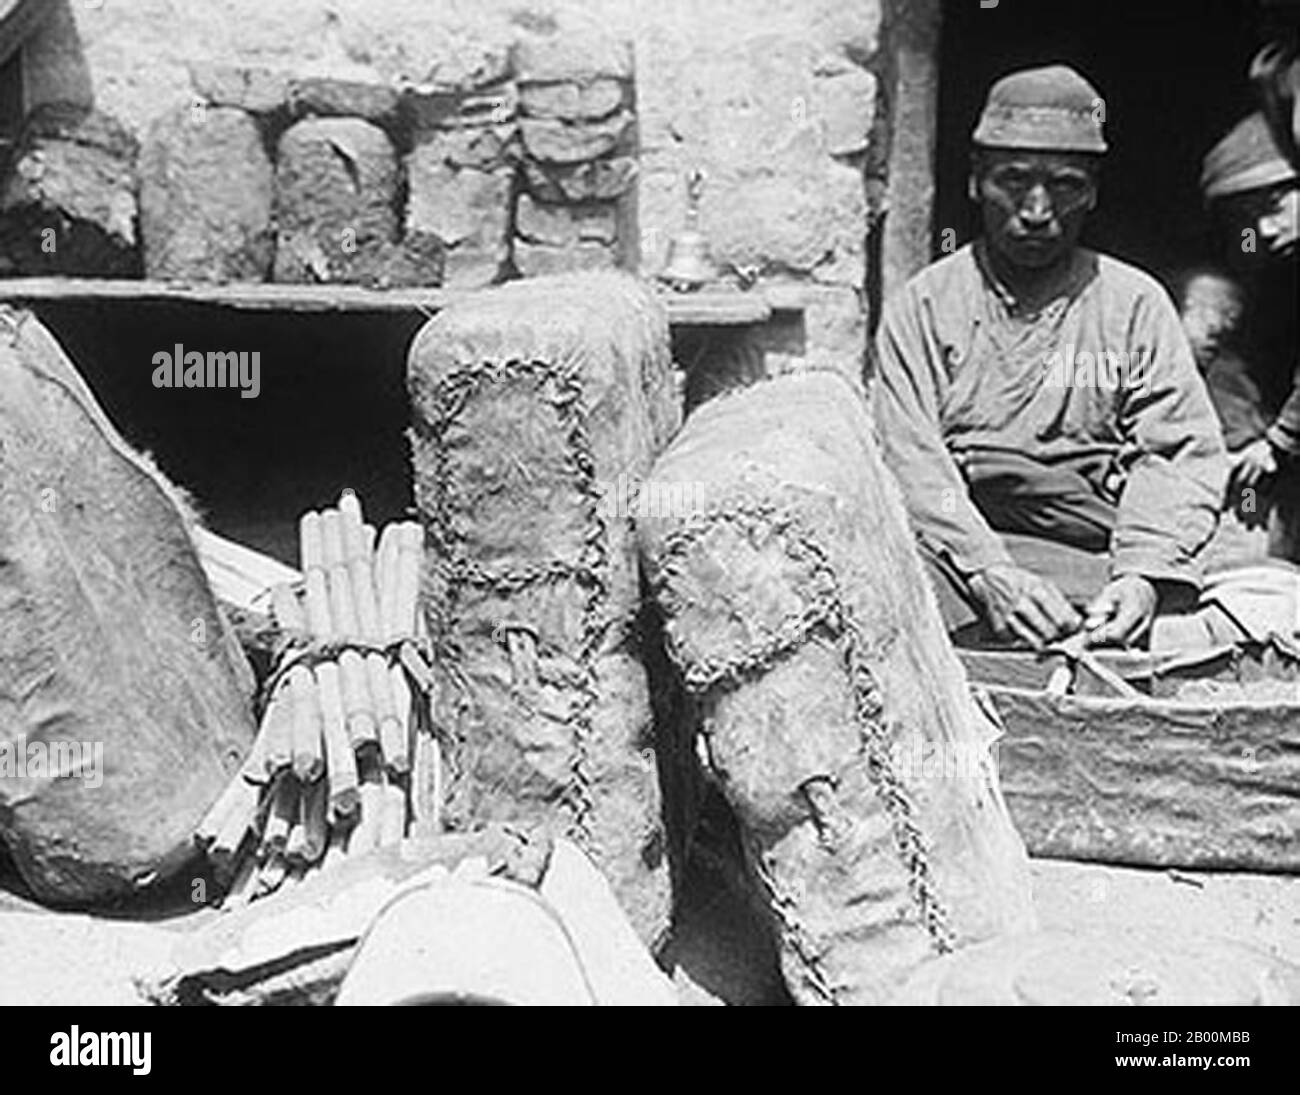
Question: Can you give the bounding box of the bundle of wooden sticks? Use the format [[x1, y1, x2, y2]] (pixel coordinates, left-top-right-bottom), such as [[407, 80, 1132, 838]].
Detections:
[[195, 490, 440, 903]]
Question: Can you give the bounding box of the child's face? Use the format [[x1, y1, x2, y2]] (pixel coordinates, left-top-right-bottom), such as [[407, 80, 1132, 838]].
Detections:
[[1180, 274, 1243, 367]]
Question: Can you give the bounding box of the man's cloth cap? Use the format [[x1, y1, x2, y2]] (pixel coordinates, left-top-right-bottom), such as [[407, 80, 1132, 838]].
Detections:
[[1201, 110, 1299, 200], [973, 65, 1107, 154]]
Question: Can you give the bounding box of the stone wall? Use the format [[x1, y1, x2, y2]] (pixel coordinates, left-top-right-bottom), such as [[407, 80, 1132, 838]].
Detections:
[[635, 0, 882, 375], [12, 0, 894, 374]]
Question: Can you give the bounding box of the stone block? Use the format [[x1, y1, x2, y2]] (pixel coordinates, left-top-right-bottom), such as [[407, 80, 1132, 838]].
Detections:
[[363, 237, 444, 289], [518, 78, 626, 121], [698, 156, 865, 288], [189, 62, 291, 114], [139, 104, 274, 282], [421, 34, 514, 91], [811, 66, 877, 157], [289, 75, 400, 124], [522, 156, 637, 204], [442, 244, 509, 290], [513, 26, 632, 83], [390, 232, 444, 287], [516, 193, 618, 247], [513, 239, 616, 278], [405, 148, 513, 290], [272, 117, 399, 285], [412, 125, 518, 172], [0, 103, 139, 277], [520, 111, 634, 165]]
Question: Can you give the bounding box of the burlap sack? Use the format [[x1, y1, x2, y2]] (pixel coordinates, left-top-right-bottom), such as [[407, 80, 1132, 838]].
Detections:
[[637, 370, 1036, 1004], [0, 309, 256, 905], [407, 273, 680, 947]]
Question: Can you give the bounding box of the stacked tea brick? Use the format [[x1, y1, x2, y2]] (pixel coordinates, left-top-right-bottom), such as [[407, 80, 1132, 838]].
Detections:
[[272, 113, 410, 287], [133, 58, 428, 287], [135, 65, 281, 284], [1, 28, 639, 289], [402, 41, 518, 289], [0, 104, 141, 278], [139, 101, 274, 283], [272, 60, 412, 286], [513, 31, 636, 278]]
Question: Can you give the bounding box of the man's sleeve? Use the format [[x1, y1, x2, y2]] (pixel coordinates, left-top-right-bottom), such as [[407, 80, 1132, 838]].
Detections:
[[1264, 369, 1300, 455], [1114, 291, 1229, 587], [872, 290, 1013, 577]]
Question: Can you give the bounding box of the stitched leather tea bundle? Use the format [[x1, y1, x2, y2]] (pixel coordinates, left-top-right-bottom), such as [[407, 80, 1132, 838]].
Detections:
[[0, 310, 256, 905], [407, 273, 680, 947], [636, 370, 1036, 1005]]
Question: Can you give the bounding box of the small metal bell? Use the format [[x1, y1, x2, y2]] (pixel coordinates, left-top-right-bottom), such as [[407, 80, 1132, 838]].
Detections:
[[659, 168, 716, 292], [661, 229, 716, 291]]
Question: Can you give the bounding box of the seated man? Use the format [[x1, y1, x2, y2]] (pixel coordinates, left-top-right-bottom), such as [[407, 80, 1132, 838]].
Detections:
[[874, 65, 1228, 650]]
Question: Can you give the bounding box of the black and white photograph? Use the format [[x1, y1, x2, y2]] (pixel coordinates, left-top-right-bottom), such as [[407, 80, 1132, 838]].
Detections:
[[0, 0, 1296, 1052]]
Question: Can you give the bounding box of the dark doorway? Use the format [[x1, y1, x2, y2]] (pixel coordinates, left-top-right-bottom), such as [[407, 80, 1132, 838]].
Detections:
[[29, 303, 424, 565], [935, 0, 1282, 281]]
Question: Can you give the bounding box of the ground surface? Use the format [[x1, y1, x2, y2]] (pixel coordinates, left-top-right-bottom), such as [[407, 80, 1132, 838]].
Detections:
[[4, 844, 1298, 1005], [667, 855, 1300, 1005], [1031, 859, 1300, 968]]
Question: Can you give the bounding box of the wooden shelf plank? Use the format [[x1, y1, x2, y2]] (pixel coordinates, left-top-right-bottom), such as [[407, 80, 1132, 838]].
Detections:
[[659, 289, 771, 325], [0, 276, 777, 325], [0, 277, 457, 314]]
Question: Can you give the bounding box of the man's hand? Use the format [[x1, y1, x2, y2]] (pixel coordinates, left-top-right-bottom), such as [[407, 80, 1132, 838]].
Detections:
[[1083, 574, 1158, 647], [969, 563, 1082, 649], [1228, 437, 1278, 494]]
